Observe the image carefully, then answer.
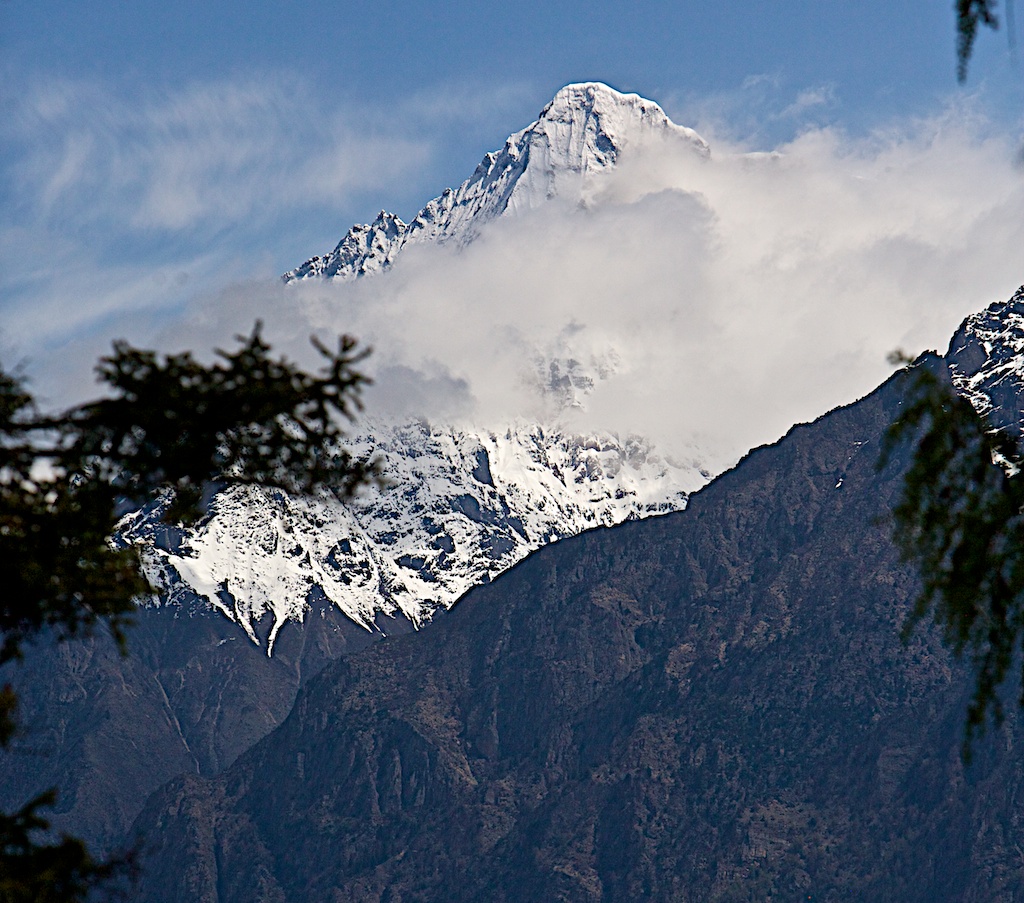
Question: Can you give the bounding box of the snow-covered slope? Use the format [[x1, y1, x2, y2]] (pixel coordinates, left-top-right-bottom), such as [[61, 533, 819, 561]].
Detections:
[[284, 82, 709, 282], [124, 420, 707, 652]]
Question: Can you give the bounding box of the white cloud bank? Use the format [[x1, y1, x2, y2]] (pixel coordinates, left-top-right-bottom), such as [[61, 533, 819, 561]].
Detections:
[[5, 79, 1024, 473], [177, 103, 1024, 473]]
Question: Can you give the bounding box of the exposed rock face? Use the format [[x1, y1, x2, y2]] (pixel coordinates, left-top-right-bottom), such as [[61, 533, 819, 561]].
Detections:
[[0, 599, 404, 854], [130, 360, 1024, 902]]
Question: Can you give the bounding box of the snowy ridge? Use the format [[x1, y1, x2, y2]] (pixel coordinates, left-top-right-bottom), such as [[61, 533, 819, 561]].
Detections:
[[947, 284, 1024, 435], [124, 420, 706, 652], [283, 83, 709, 282]]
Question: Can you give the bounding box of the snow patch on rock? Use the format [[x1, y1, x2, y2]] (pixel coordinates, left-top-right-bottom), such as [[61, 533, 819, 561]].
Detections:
[[947, 284, 1024, 435], [124, 419, 707, 652]]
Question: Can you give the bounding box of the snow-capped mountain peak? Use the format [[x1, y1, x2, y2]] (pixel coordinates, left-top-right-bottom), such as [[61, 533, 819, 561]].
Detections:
[[125, 419, 705, 653], [126, 84, 717, 655], [948, 284, 1024, 435], [514, 81, 708, 202], [283, 82, 708, 282]]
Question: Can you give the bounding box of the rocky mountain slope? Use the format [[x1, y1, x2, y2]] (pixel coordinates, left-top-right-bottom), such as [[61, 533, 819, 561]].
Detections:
[[130, 290, 1024, 902], [5, 286, 1023, 868], [0, 597, 391, 854]]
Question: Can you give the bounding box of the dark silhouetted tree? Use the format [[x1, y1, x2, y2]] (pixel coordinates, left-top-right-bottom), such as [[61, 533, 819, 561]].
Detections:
[[956, 0, 1000, 81], [0, 324, 374, 899]]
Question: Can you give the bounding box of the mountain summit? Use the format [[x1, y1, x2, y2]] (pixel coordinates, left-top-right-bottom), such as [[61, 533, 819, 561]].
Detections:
[[283, 82, 709, 281]]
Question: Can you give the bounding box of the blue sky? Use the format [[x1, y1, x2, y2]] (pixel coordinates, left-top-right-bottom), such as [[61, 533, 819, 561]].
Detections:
[[4, 0, 1020, 248], [2, 0, 1023, 444]]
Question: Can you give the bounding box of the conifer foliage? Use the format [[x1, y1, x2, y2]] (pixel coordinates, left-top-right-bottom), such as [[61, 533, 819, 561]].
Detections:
[[0, 324, 373, 900], [955, 0, 1000, 81], [881, 353, 1024, 757]]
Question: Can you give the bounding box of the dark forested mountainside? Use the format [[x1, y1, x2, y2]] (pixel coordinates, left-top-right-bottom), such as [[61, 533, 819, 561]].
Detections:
[[130, 359, 1024, 903], [0, 600, 410, 854]]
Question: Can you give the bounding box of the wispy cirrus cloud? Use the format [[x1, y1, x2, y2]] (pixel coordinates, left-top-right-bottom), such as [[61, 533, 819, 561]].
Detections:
[[658, 74, 844, 148], [779, 84, 837, 118], [0, 71, 528, 386], [5, 74, 431, 235]]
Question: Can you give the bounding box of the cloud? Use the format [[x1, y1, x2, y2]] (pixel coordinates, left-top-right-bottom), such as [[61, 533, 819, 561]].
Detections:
[[779, 84, 837, 118], [661, 76, 844, 148], [4, 74, 432, 234], [164, 101, 1024, 475], [5, 82, 1024, 477]]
